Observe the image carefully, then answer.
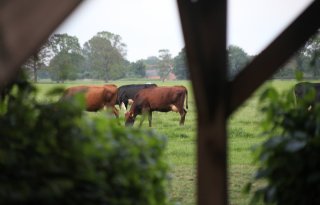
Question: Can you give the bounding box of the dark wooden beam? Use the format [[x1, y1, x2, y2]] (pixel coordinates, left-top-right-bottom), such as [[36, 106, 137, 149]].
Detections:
[[0, 0, 82, 87], [177, 0, 227, 205], [228, 0, 320, 116]]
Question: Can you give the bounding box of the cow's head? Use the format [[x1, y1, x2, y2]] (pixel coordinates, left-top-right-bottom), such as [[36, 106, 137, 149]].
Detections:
[[125, 111, 135, 126]]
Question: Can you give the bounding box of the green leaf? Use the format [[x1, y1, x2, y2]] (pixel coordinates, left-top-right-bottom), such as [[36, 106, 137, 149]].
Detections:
[[242, 182, 252, 194], [295, 70, 304, 81], [46, 87, 65, 96]]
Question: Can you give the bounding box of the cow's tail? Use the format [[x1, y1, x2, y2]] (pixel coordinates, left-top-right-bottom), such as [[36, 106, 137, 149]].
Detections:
[[185, 89, 188, 109]]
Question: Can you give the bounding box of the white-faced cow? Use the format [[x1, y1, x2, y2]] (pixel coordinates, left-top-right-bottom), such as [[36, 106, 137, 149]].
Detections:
[[61, 84, 119, 117], [116, 83, 157, 111], [125, 86, 188, 127], [294, 82, 320, 109]]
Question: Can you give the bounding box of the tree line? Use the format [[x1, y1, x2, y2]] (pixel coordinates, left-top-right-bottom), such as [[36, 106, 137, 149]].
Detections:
[[23, 31, 189, 82], [24, 30, 319, 82], [228, 31, 320, 79]]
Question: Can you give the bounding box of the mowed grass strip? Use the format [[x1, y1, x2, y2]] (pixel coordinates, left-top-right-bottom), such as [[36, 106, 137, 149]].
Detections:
[[34, 79, 298, 205]]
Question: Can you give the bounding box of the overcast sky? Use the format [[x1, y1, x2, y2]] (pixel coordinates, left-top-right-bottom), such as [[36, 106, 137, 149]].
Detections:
[[55, 0, 313, 62]]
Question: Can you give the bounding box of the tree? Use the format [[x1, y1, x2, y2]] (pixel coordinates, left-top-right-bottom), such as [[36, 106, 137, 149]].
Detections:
[[83, 32, 127, 81], [227, 45, 249, 79], [304, 31, 320, 77], [130, 60, 146, 77], [285, 31, 320, 79], [47, 34, 83, 82], [22, 42, 51, 82], [173, 48, 189, 79], [158, 49, 173, 82], [144, 56, 160, 66], [49, 51, 84, 83], [97, 31, 127, 57], [48, 33, 82, 55]]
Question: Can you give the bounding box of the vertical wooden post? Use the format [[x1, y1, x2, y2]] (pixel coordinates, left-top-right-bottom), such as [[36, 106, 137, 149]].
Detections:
[[177, 1, 227, 205]]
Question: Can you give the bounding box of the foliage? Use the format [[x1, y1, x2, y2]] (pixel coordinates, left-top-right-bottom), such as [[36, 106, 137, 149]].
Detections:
[[158, 49, 173, 82], [83, 32, 126, 81], [273, 60, 295, 79], [47, 34, 83, 82], [32, 30, 318, 82], [49, 51, 84, 83], [22, 41, 52, 82], [276, 31, 320, 79], [96, 31, 127, 57], [246, 80, 320, 204], [130, 60, 146, 77], [227, 45, 250, 79], [304, 31, 320, 76], [48, 33, 82, 55], [0, 74, 171, 205], [144, 56, 160, 66], [173, 48, 189, 80]]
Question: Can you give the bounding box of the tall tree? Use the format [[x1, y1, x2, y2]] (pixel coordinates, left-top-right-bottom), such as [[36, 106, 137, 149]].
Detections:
[[144, 56, 160, 66], [48, 33, 82, 55], [130, 60, 146, 77], [83, 32, 126, 81], [49, 51, 84, 83], [227, 45, 249, 79], [173, 48, 189, 79], [304, 31, 320, 77], [22, 42, 51, 82], [158, 49, 173, 82], [47, 34, 83, 82], [97, 31, 127, 58]]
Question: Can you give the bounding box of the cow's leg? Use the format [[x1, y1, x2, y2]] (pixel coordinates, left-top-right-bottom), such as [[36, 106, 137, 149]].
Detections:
[[139, 107, 150, 128], [139, 114, 146, 127], [112, 106, 119, 118], [148, 111, 152, 127], [120, 102, 127, 112], [179, 108, 187, 125]]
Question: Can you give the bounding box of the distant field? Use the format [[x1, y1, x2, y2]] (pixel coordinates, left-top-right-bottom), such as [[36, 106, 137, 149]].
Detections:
[[34, 79, 299, 205]]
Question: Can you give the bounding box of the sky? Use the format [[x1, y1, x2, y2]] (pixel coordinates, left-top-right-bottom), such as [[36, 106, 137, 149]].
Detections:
[[55, 0, 314, 62]]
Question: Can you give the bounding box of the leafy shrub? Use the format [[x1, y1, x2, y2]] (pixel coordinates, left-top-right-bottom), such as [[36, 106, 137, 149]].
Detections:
[[246, 83, 320, 205], [0, 74, 170, 205]]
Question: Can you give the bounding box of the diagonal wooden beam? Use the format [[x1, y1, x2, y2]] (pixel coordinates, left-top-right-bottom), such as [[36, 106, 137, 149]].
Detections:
[[177, 0, 227, 205], [0, 0, 83, 87], [228, 0, 320, 116]]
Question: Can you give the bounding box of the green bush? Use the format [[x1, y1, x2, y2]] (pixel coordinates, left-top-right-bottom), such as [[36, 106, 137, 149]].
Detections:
[[246, 83, 320, 205], [0, 74, 170, 205]]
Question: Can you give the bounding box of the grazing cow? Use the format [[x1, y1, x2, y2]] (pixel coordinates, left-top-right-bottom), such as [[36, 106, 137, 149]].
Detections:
[[116, 83, 157, 111], [61, 84, 119, 117], [294, 82, 320, 109], [125, 86, 188, 127]]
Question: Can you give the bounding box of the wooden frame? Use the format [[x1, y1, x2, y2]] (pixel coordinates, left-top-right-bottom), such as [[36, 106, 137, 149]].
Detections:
[[177, 1, 320, 205], [1, 0, 320, 204], [0, 0, 82, 88]]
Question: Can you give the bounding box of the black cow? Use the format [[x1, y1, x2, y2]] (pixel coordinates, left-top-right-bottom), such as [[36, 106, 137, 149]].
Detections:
[[116, 83, 157, 111], [294, 82, 320, 108]]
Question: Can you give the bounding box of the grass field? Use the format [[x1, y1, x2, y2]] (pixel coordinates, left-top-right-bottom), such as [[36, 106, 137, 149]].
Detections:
[[34, 79, 298, 205]]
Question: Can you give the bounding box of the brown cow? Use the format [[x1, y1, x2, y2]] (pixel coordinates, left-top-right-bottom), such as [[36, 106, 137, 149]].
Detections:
[[125, 86, 188, 127], [61, 84, 119, 117]]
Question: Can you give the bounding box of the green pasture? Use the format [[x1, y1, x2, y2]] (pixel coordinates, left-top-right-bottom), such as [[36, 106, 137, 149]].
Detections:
[[34, 79, 298, 205]]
